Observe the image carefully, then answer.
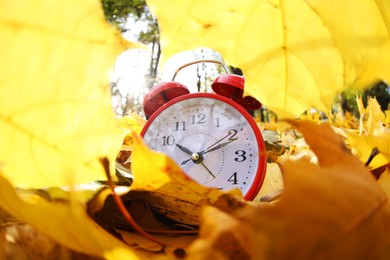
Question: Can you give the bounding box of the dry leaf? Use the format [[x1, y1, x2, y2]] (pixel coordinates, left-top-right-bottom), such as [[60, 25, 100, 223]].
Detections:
[[0, 175, 139, 259], [378, 167, 390, 198], [119, 230, 196, 257], [188, 120, 390, 259]]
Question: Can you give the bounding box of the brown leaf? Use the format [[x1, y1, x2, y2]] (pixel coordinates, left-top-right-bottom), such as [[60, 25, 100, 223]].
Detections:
[[118, 230, 196, 257], [187, 206, 258, 260], [188, 120, 390, 259]]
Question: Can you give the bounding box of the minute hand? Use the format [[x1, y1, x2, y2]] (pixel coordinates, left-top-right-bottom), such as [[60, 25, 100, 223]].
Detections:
[[200, 139, 236, 155], [200, 130, 238, 155]]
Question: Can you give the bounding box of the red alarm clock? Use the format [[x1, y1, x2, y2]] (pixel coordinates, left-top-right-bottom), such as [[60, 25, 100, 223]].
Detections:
[[140, 62, 266, 200]]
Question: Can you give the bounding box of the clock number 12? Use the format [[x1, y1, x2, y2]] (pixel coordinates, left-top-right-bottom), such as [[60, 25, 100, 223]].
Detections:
[[190, 114, 206, 124]]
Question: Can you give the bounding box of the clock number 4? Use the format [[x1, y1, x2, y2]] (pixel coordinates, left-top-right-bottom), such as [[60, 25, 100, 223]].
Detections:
[[228, 172, 239, 185]]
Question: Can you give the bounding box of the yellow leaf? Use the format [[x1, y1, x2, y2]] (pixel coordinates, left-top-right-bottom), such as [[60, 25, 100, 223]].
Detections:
[[348, 133, 390, 164], [0, 0, 132, 187], [353, 39, 390, 88], [255, 162, 283, 200], [0, 174, 139, 259], [118, 113, 147, 153], [119, 113, 147, 136], [341, 97, 390, 167], [356, 95, 366, 118], [386, 110, 390, 128], [364, 97, 386, 134], [147, 0, 390, 117]]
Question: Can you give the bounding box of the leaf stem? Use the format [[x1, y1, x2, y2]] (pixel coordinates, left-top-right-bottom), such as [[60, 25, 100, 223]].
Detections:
[[365, 147, 380, 167], [100, 157, 164, 246]]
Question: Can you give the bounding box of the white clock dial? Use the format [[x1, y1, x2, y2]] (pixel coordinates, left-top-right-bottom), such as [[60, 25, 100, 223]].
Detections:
[[141, 93, 266, 199]]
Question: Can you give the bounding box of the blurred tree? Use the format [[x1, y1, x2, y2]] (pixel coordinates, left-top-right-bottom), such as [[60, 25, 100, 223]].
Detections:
[[101, 0, 160, 82], [101, 0, 160, 116], [362, 81, 390, 111], [334, 81, 390, 120], [338, 89, 362, 118], [101, 0, 145, 28]]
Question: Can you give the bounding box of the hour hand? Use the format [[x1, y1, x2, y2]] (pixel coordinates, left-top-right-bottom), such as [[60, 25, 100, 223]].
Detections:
[[175, 143, 193, 156]]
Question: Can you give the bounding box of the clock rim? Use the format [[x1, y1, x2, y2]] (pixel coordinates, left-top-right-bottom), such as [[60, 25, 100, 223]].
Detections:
[[140, 92, 267, 201]]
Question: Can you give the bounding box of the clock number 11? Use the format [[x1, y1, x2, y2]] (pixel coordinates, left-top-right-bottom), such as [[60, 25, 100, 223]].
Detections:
[[175, 121, 186, 131]]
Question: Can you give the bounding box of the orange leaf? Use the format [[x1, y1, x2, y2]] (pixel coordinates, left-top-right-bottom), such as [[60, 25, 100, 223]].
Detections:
[[188, 120, 390, 259]]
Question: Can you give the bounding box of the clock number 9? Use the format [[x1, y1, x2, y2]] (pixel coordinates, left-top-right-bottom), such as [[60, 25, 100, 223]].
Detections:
[[162, 135, 175, 146]]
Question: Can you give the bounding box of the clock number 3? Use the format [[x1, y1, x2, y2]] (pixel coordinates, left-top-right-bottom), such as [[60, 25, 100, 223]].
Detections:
[[234, 150, 247, 162]]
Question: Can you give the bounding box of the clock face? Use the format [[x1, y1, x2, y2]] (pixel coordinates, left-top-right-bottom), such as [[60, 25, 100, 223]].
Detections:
[[141, 93, 267, 200]]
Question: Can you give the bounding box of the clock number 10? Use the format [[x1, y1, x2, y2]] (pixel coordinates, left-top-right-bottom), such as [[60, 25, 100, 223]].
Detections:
[[162, 135, 175, 146]]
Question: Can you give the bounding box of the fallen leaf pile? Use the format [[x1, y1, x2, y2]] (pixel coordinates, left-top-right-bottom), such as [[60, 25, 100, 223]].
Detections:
[[186, 120, 390, 259], [1, 0, 390, 259]]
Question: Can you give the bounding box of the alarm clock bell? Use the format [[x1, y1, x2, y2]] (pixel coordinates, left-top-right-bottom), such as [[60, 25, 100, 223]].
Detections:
[[143, 60, 261, 117]]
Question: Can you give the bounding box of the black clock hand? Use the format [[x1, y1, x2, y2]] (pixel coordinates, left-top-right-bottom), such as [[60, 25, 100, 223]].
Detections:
[[176, 144, 199, 166], [181, 130, 238, 165], [181, 158, 192, 165], [181, 152, 216, 178], [201, 162, 216, 178], [201, 139, 236, 155], [179, 130, 238, 165], [200, 129, 238, 155], [176, 143, 193, 156]]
